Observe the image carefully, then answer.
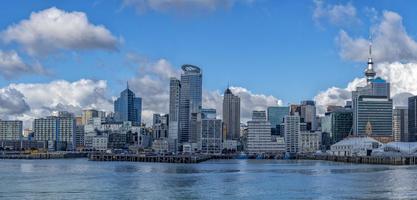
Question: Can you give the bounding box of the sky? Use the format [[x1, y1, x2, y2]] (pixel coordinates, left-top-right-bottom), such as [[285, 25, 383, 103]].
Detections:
[[2, 0, 417, 127]]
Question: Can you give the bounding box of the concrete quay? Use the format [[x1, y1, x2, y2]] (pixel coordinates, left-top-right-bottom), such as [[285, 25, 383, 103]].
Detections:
[[89, 153, 216, 164], [297, 154, 417, 165], [0, 152, 88, 159]]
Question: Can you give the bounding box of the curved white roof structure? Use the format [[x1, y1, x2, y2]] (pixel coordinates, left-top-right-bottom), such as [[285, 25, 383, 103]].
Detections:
[[373, 142, 417, 156]]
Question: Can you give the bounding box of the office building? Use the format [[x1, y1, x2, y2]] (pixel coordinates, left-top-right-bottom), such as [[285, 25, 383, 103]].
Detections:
[[247, 111, 285, 155], [409, 96, 417, 142], [267, 106, 289, 135], [168, 77, 181, 152], [114, 83, 142, 126], [299, 131, 321, 153], [82, 109, 105, 125], [223, 88, 241, 141], [33, 112, 76, 151], [152, 114, 169, 139], [201, 118, 222, 154], [0, 120, 22, 141], [284, 115, 300, 154], [178, 65, 202, 145], [393, 107, 408, 142], [300, 100, 317, 131]]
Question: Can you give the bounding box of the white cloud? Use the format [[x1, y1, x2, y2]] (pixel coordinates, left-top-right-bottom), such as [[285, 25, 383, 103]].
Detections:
[[0, 79, 113, 127], [0, 88, 30, 118], [313, 0, 359, 27], [204, 87, 283, 122], [0, 50, 48, 79], [126, 56, 283, 124], [1, 7, 118, 56], [122, 0, 253, 14], [315, 62, 417, 114], [338, 11, 417, 62]]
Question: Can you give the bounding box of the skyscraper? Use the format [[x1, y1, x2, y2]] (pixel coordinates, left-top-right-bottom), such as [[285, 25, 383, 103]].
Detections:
[[267, 106, 289, 135], [284, 115, 300, 155], [300, 100, 317, 131], [168, 77, 181, 151], [223, 88, 241, 141], [393, 107, 408, 142], [178, 65, 202, 145], [408, 96, 417, 142], [114, 83, 142, 126], [352, 43, 393, 142]]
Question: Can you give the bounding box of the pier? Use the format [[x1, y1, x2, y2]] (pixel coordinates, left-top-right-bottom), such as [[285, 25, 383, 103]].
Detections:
[[297, 154, 417, 165], [0, 152, 88, 159], [89, 153, 216, 164]]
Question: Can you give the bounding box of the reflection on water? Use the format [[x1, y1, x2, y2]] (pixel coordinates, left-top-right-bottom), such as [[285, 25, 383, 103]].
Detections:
[[1, 159, 417, 199]]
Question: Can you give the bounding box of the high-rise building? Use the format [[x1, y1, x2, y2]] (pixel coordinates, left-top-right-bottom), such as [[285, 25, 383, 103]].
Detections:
[[178, 65, 202, 145], [284, 115, 300, 154], [223, 88, 241, 141], [300, 101, 317, 131], [325, 108, 353, 145], [168, 78, 181, 152], [408, 96, 417, 142], [247, 111, 285, 155], [114, 83, 142, 126], [352, 44, 393, 143], [33, 112, 76, 151], [267, 106, 289, 135], [152, 114, 169, 139], [393, 107, 408, 142], [201, 118, 222, 154], [202, 108, 217, 120], [82, 109, 105, 125], [0, 120, 22, 141]]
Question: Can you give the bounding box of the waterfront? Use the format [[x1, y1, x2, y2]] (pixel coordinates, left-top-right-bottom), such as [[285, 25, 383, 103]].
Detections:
[[1, 159, 417, 199]]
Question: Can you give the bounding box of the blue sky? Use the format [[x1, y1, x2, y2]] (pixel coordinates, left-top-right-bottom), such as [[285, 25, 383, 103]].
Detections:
[[2, 0, 417, 124]]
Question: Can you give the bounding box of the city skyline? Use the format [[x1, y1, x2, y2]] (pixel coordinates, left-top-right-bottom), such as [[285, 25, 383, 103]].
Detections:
[[2, 0, 417, 126]]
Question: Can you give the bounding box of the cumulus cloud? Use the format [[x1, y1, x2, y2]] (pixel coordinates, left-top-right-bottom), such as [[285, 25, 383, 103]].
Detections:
[[128, 58, 180, 124], [0, 79, 113, 127], [338, 11, 417, 62], [313, 0, 360, 27], [0, 50, 48, 79], [204, 87, 282, 122], [122, 0, 253, 14], [0, 88, 30, 118], [315, 62, 417, 114], [1, 7, 118, 56], [126, 56, 283, 124]]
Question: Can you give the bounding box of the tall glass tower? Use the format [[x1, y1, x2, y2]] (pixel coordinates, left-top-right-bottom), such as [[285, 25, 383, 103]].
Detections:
[[178, 65, 202, 144], [114, 83, 142, 126]]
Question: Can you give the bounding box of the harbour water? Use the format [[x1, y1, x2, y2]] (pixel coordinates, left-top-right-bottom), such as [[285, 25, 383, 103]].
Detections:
[[1, 159, 417, 199]]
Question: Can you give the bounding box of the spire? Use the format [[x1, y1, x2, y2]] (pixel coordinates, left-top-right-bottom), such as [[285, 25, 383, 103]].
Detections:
[[126, 81, 129, 90], [365, 36, 376, 83]]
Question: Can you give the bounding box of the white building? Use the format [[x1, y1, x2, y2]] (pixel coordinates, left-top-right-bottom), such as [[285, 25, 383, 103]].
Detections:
[[152, 138, 169, 154], [299, 131, 321, 153], [284, 115, 300, 154], [33, 113, 76, 151], [247, 111, 285, 155], [329, 137, 382, 156], [201, 119, 222, 154], [92, 136, 108, 151], [0, 120, 22, 141]]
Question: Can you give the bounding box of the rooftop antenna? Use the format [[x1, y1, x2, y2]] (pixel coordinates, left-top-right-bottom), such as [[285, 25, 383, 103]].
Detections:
[[127, 81, 129, 90]]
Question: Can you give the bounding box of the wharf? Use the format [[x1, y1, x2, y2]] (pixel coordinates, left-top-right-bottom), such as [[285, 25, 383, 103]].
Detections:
[[298, 154, 417, 165], [0, 152, 88, 159], [89, 153, 216, 164]]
